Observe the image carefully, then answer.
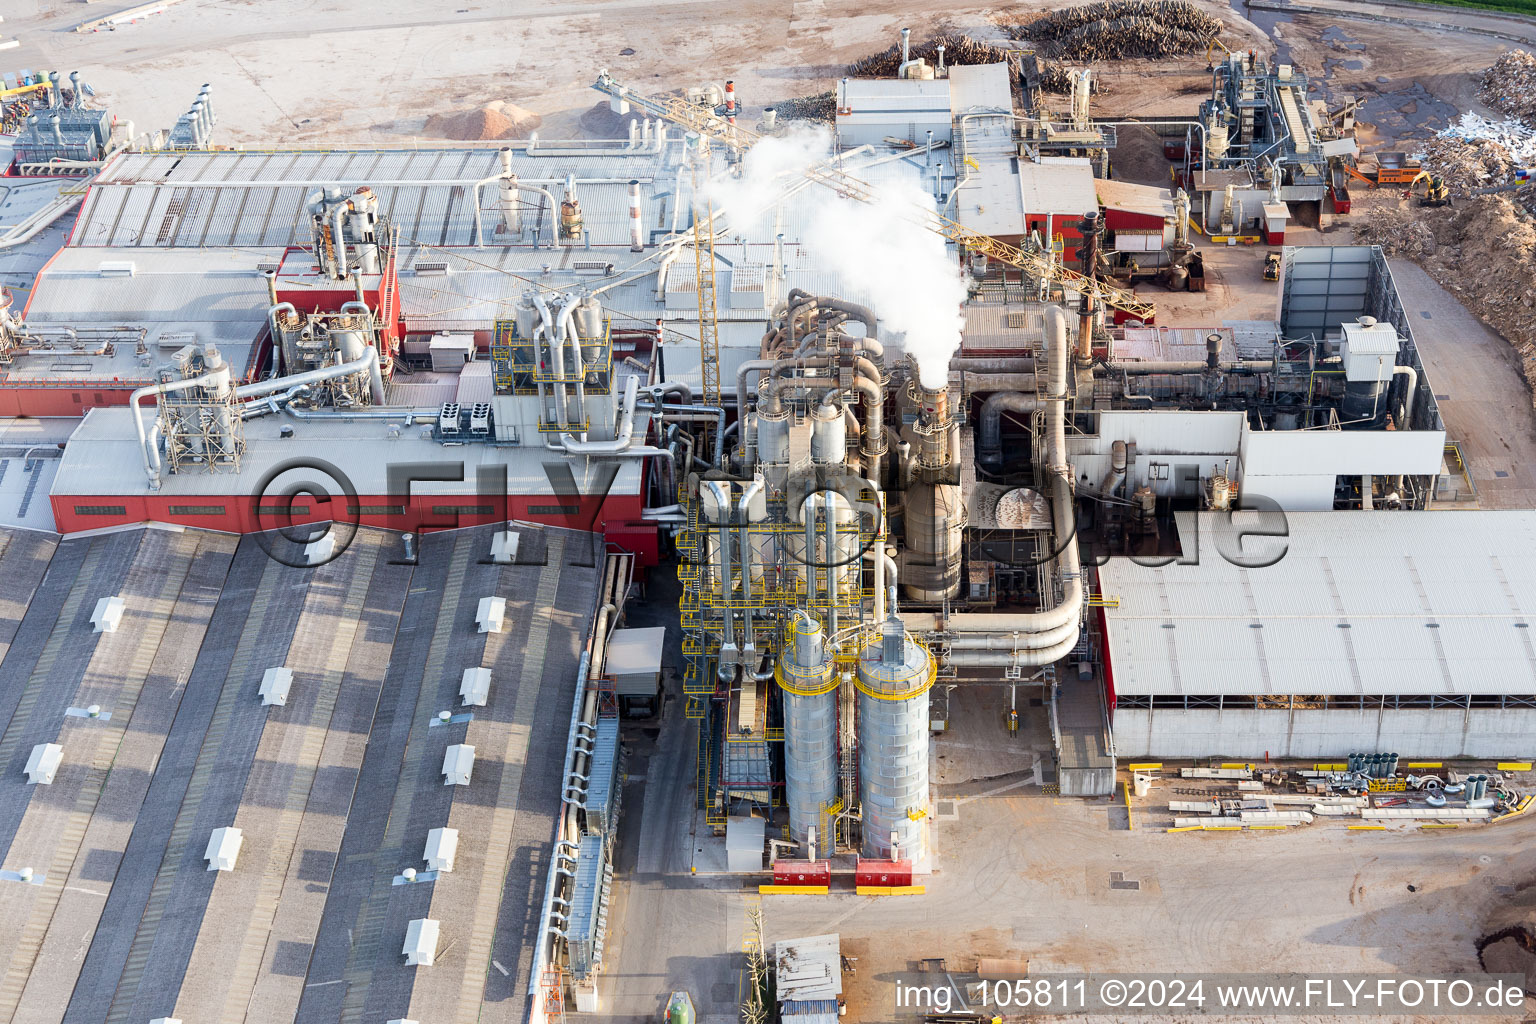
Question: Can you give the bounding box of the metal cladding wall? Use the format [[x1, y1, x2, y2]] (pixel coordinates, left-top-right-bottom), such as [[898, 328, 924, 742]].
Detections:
[[783, 688, 838, 844], [49, 490, 656, 561], [1113, 708, 1536, 759], [855, 631, 935, 865], [0, 385, 139, 418], [1102, 208, 1166, 234]]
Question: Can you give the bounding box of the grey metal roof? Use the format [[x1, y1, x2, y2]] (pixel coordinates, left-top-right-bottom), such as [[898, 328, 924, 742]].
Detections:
[[606, 626, 665, 680], [0, 522, 600, 1021], [51, 407, 645, 498], [1100, 511, 1536, 696]]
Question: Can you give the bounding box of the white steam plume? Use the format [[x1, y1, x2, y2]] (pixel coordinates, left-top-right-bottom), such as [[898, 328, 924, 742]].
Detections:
[[705, 127, 967, 390]]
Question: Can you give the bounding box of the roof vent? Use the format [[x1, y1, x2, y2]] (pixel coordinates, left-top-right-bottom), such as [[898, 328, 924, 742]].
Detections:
[[25, 743, 62, 785], [259, 667, 293, 707], [442, 744, 476, 786], [304, 534, 336, 565], [403, 918, 440, 966], [149, 1018, 184, 1024], [424, 827, 459, 872], [204, 826, 243, 871], [413, 260, 451, 276], [98, 260, 136, 277], [91, 596, 125, 633], [489, 530, 520, 565], [1358, 315, 1377, 328], [476, 596, 506, 633], [460, 667, 492, 707]]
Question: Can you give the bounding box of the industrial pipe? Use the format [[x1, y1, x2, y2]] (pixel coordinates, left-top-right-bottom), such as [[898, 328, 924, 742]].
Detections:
[[1100, 358, 1274, 375], [978, 392, 1041, 463], [704, 479, 739, 681]]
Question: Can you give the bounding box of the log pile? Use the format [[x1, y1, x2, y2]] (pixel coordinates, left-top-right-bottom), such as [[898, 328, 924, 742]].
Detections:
[[847, 33, 1019, 78], [1004, 0, 1222, 61]]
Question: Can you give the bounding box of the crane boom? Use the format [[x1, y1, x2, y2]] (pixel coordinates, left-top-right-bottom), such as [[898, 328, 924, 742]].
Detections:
[[592, 71, 1156, 322]]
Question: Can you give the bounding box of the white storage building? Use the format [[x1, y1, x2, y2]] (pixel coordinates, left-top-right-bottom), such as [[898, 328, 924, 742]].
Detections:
[[1101, 511, 1536, 759]]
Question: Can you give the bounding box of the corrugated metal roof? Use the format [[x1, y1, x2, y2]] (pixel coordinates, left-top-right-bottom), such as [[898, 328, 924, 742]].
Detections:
[[1019, 158, 1099, 218], [1101, 511, 1536, 696], [51, 407, 644, 498], [948, 63, 1014, 113], [1095, 178, 1176, 220], [774, 934, 843, 1001]]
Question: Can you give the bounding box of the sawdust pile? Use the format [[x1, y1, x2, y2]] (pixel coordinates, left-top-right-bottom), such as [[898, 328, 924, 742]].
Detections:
[[847, 33, 1019, 78], [1480, 49, 1536, 122], [1003, 0, 1222, 61], [1352, 195, 1536, 407], [423, 101, 541, 141]]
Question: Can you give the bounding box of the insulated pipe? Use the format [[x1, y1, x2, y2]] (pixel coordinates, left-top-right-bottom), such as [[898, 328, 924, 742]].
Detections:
[[849, 374, 885, 481], [331, 198, 350, 279], [473, 175, 560, 248], [978, 392, 1041, 461], [822, 488, 839, 637], [131, 368, 229, 488], [910, 306, 1082, 657], [871, 545, 898, 622], [704, 480, 738, 682], [735, 358, 776, 456], [1101, 359, 1274, 374], [738, 474, 765, 670], [803, 492, 822, 606], [1100, 439, 1127, 498], [558, 297, 587, 440], [1393, 365, 1418, 427], [531, 292, 566, 429], [560, 373, 640, 454], [235, 348, 381, 402], [267, 302, 297, 353]]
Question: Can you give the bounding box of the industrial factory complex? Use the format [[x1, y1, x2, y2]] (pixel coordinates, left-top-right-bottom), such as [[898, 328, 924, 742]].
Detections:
[[1, 6, 1535, 1023]]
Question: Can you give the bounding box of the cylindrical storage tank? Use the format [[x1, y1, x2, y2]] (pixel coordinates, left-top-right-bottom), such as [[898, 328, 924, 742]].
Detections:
[[856, 619, 935, 862], [779, 614, 838, 843], [902, 481, 963, 602], [1341, 381, 1387, 427], [810, 403, 846, 465], [515, 299, 538, 340], [756, 410, 790, 465], [575, 294, 603, 340]]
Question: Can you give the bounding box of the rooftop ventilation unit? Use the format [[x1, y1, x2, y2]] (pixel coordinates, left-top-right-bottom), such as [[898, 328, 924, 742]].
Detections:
[[304, 534, 336, 565], [259, 667, 293, 707], [149, 1018, 184, 1024], [24, 743, 62, 785], [385, 1020, 421, 1024], [460, 667, 492, 707], [476, 596, 506, 633], [469, 402, 491, 436], [489, 531, 520, 565], [412, 260, 451, 276], [204, 826, 243, 871], [403, 918, 440, 966], [91, 596, 125, 633], [442, 744, 476, 786], [424, 827, 459, 872], [97, 260, 136, 277], [439, 402, 462, 435]]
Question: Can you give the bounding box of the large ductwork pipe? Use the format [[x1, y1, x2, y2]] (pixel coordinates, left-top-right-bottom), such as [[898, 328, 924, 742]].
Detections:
[[1100, 439, 1127, 499], [705, 479, 739, 681], [978, 391, 1041, 463], [910, 305, 1082, 665]]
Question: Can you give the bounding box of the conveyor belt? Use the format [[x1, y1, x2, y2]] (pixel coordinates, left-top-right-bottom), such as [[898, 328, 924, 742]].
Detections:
[[1278, 85, 1311, 155]]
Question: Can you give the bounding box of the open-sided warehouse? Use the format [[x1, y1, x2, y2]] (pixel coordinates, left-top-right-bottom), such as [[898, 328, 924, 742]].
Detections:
[[1101, 511, 1536, 759]]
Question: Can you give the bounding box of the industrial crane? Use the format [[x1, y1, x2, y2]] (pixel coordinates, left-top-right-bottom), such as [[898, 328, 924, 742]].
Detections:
[[592, 71, 1158, 322]]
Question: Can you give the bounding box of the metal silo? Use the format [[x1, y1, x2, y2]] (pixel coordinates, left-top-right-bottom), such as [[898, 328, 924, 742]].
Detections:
[[856, 610, 935, 862], [778, 612, 837, 844]]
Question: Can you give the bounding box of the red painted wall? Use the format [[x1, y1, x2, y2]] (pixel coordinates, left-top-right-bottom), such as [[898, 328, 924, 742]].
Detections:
[[50, 491, 658, 564], [1102, 208, 1167, 233]]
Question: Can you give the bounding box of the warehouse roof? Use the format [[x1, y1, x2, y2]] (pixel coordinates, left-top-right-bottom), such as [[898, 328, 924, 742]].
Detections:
[[1100, 511, 1536, 696], [1019, 158, 1100, 219], [948, 62, 1014, 114], [0, 522, 600, 1022], [1094, 178, 1176, 221], [51, 406, 645, 498]]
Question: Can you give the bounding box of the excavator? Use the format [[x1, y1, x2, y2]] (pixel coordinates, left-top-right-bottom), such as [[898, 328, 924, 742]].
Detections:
[[1402, 167, 1533, 208], [1404, 170, 1452, 207]]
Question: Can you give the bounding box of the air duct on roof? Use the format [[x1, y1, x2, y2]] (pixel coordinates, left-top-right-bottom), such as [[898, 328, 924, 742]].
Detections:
[[25, 743, 62, 785], [259, 667, 293, 707], [403, 919, 440, 966], [204, 827, 243, 871]]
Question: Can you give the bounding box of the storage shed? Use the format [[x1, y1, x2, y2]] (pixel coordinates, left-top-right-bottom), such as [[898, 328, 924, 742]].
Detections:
[[605, 626, 665, 715]]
